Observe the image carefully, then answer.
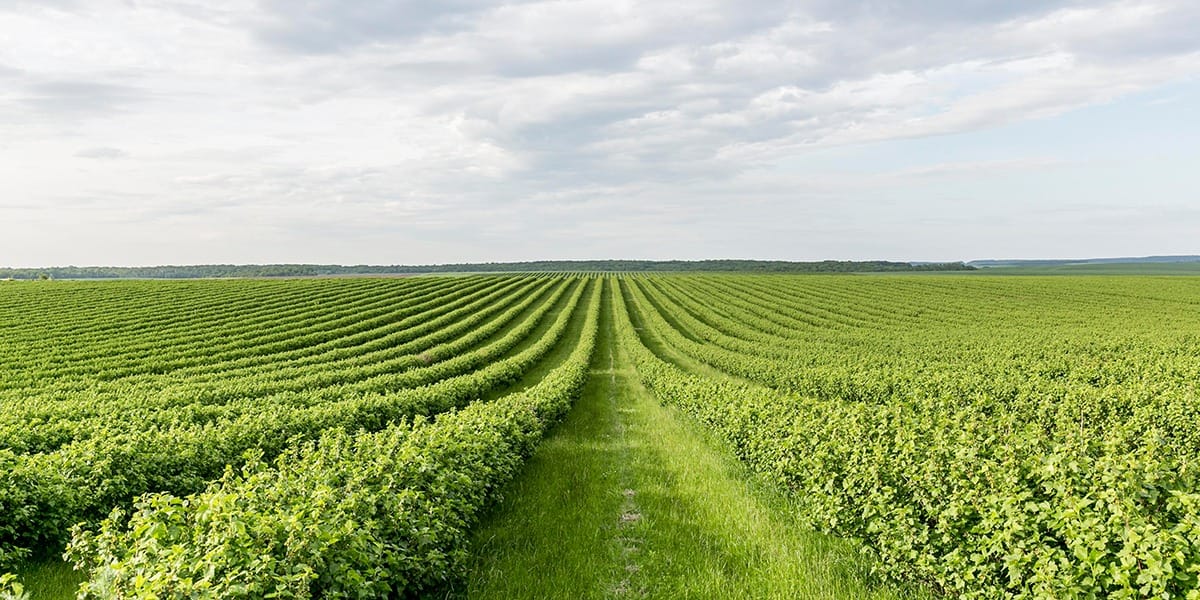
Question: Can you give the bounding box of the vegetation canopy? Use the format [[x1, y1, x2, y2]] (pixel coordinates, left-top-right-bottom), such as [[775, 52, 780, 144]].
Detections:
[[0, 274, 1196, 599]]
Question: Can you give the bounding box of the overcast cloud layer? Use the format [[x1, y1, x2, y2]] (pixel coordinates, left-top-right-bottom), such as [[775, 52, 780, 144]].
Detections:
[[2, 0, 1198, 266]]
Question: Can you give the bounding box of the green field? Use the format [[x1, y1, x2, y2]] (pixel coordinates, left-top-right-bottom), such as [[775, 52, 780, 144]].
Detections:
[[1, 275, 1198, 599], [979, 262, 1200, 275]]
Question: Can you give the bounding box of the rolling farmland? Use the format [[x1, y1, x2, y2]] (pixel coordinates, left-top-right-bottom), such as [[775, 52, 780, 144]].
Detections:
[[1, 274, 1198, 599]]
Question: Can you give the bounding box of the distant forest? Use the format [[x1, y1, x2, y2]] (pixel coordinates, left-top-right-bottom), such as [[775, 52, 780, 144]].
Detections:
[[0, 260, 974, 279]]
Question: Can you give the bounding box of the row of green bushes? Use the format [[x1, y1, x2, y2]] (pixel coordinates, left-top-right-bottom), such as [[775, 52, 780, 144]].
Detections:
[[0, 280, 583, 569], [64, 279, 603, 598], [617, 278, 1200, 599], [0, 277, 531, 455]]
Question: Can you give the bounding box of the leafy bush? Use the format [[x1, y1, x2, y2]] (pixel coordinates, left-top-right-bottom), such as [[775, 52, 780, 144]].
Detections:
[[616, 277, 1200, 599], [65, 280, 602, 598]]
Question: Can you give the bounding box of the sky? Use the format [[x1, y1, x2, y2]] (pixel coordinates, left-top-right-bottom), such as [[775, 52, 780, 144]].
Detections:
[[1, 0, 1198, 267]]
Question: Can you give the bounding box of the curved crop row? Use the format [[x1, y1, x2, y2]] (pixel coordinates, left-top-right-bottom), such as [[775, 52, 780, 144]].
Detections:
[[0, 277, 475, 389], [0, 277, 546, 454], [0, 279, 410, 367], [65, 279, 604, 599], [0, 276, 584, 568]]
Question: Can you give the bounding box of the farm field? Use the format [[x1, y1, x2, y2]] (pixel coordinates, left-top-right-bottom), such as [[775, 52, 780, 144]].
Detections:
[[975, 263, 1200, 276], [1, 274, 1198, 599]]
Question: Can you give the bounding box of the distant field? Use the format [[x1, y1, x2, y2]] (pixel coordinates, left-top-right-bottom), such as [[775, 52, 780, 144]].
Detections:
[[1, 275, 1198, 599], [977, 261, 1200, 275]]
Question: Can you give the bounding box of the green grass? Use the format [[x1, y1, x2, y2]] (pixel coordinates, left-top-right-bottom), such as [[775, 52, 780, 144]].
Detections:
[[456, 280, 929, 599], [450, 283, 629, 598], [10, 561, 82, 600]]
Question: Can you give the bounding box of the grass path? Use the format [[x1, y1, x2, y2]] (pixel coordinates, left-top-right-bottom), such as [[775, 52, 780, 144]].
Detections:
[[451, 282, 631, 598], [457, 279, 926, 600], [8, 561, 81, 600]]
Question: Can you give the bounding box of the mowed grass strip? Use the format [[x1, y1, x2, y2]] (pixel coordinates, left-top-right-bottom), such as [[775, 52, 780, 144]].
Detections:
[[9, 560, 82, 600], [453, 282, 627, 599], [458, 278, 925, 600]]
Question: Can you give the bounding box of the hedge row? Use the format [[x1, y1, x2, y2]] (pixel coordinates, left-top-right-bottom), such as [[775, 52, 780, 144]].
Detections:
[[0, 278, 581, 569], [65, 278, 603, 598], [616, 278, 1200, 599]]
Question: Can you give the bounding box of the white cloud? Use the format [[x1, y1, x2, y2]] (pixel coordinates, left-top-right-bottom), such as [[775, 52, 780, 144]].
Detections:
[[0, 0, 1198, 265], [74, 146, 128, 159]]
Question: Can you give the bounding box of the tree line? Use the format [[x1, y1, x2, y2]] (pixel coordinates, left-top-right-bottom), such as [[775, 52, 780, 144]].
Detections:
[[0, 260, 973, 279]]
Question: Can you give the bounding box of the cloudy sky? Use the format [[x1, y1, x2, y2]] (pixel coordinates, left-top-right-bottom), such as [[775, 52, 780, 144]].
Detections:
[[1, 0, 1198, 266]]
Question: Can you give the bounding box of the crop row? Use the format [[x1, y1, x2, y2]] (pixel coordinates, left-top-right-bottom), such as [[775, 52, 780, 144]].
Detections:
[[0, 276, 584, 569], [629, 277, 1200, 456], [617, 275, 1200, 599], [0, 277, 549, 454], [0, 277, 495, 391], [0, 278, 438, 369], [63, 278, 604, 598]]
